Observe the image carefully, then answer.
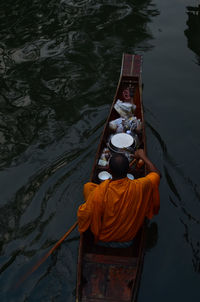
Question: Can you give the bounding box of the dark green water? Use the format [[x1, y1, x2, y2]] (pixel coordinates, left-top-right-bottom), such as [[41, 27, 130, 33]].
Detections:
[[0, 0, 200, 301]]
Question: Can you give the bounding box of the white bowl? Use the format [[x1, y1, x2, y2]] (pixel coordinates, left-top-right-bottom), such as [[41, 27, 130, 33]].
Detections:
[[98, 171, 112, 181]]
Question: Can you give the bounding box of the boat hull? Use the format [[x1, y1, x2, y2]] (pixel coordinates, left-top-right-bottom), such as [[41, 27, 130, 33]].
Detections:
[[76, 53, 146, 302]]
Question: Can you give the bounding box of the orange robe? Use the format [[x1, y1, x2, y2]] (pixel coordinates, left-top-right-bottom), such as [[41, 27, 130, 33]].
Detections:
[[77, 172, 160, 242]]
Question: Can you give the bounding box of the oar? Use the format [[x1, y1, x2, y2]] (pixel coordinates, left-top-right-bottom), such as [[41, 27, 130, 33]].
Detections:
[[129, 158, 144, 169], [129, 158, 137, 167], [16, 221, 78, 288]]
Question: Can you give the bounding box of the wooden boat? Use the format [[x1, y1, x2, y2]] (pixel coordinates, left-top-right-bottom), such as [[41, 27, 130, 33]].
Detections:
[[76, 53, 147, 302]]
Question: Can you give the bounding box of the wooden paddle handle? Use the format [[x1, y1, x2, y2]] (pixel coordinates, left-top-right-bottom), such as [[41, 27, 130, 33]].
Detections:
[[51, 221, 78, 251], [129, 158, 144, 168], [16, 221, 78, 288], [129, 158, 137, 167]]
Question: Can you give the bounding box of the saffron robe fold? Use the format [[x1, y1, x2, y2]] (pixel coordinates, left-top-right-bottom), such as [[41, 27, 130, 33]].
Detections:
[[77, 172, 160, 242]]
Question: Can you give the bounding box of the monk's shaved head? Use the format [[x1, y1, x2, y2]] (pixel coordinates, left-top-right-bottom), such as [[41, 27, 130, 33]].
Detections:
[[109, 154, 129, 179]]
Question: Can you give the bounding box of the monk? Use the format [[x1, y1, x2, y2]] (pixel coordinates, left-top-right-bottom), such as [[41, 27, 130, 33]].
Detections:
[[77, 149, 161, 247]]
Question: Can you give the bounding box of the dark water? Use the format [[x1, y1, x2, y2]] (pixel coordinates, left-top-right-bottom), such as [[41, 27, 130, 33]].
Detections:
[[0, 0, 200, 301]]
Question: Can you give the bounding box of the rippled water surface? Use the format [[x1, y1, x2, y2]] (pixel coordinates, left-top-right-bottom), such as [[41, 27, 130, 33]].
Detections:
[[0, 0, 200, 301]]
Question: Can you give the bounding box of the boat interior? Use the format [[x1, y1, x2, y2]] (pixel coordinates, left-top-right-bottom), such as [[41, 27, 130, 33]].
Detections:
[[91, 75, 145, 185]]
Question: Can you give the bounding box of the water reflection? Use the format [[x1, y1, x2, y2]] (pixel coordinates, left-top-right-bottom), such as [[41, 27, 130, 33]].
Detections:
[[145, 222, 158, 251], [0, 0, 160, 301], [185, 5, 200, 65], [147, 121, 200, 274], [0, 0, 159, 167]]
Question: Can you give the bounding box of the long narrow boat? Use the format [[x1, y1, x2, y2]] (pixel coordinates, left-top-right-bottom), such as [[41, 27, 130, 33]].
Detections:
[[76, 53, 147, 302]]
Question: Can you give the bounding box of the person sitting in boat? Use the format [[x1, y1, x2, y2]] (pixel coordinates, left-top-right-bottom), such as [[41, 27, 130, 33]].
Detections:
[[77, 149, 161, 247]]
